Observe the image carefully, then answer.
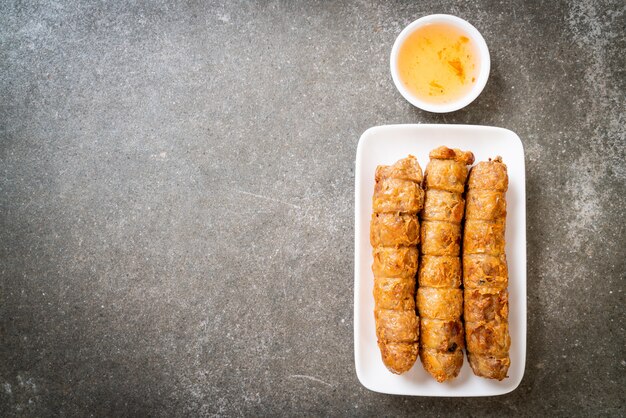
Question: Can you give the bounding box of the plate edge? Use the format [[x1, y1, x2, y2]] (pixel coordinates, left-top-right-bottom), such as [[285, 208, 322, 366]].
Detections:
[[353, 124, 528, 396]]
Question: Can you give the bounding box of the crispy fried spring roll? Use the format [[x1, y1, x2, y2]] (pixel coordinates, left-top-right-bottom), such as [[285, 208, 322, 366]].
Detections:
[[463, 157, 511, 380], [417, 146, 474, 382], [370, 155, 424, 374]]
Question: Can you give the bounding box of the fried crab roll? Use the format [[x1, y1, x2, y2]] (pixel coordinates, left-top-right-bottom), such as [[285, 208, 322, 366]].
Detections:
[[463, 157, 511, 380], [370, 155, 424, 374], [417, 146, 474, 382]]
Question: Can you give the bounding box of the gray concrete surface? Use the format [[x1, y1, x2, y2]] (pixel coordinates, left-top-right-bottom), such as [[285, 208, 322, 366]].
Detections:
[[1, 0, 624, 416]]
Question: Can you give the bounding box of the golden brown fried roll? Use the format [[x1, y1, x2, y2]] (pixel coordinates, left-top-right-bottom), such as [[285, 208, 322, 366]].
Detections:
[[467, 159, 508, 192], [416, 288, 462, 320], [417, 147, 474, 382], [370, 156, 424, 374], [463, 157, 511, 380], [462, 254, 508, 289], [370, 213, 419, 248], [464, 288, 509, 323], [463, 219, 506, 255], [422, 190, 465, 223], [375, 309, 419, 342], [465, 189, 507, 220], [372, 247, 418, 279], [465, 320, 510, 356], [420, 318, 464, 352], [373, 178, 423, 214], [418, 255, 461, 288], [374, 277, 416, 311], [420, 349, 464, 383], [424, 162, 467, 193], [466, 354, 511, 380], [377, 342, 419, 375], [420, 221, 461, 256], [376, 157, 424, 183]]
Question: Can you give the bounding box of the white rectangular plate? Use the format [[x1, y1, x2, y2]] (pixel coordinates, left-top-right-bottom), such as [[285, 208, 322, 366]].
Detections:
[[354, 124, 526, 397]]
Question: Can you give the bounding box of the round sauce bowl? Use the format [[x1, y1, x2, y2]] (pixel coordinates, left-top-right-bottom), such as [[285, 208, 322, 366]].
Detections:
[[390, 14, 490, 113]]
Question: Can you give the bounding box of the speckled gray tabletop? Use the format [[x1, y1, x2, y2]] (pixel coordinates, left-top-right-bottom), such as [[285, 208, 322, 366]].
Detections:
[[1, 1, 624, 416]]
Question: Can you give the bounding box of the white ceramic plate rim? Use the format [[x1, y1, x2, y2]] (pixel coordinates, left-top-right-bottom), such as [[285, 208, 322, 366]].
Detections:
[[354, 124, 526, 397]]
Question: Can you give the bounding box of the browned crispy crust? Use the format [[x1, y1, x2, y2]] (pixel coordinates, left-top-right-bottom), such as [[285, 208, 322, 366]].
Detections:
[[417, 147, 473, 382], [429, 146, 475, 165], [464, 288, 509, 323], [370, 156, 424, 374], [374, 277, 415, 311], [424, 160, 469, 193], [373, 178, 424, 214], [463, 219, 506, 255], [422, 190, 465, 223], [420, 221, 461, 256], [420, 348, 464, 383], [465, 320, 511, 356], [418, 255, 461, 288], [372, 246, 418, 279], [463, 157, 511, 380], [375, 309, 419, 342], [465, 189, 507, 220], [468, 353, 510, 380], [467, 157, 508, 192], [416, 288, 462, 320], [420, 318, 464, 352], [375, 154, 424, 183], [370, 213, 419, 248], [378, 342, 419, 375], [462, 254, 508, 289]]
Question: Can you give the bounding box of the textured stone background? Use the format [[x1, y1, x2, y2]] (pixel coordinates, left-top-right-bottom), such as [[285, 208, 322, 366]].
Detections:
[[1, 0, 624, 416]]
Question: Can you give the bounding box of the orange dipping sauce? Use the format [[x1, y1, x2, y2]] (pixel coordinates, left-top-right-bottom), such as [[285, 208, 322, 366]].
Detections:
[[397, 23, 479, 105]]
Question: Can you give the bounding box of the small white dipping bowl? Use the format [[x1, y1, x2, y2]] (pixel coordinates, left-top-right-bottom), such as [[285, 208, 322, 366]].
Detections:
[[390, 14, 490, 113]]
